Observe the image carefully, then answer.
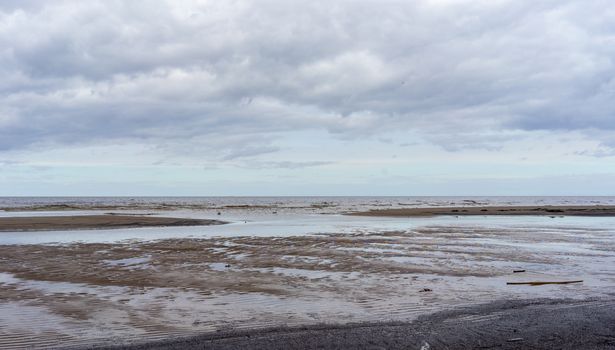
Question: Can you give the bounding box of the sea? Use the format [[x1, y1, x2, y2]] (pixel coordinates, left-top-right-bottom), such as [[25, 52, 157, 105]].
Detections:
[[2, 195, 615, 212]]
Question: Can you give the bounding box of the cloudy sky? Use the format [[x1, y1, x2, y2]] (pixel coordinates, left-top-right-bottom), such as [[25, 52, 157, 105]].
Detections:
[[1, 0, 614, 196]]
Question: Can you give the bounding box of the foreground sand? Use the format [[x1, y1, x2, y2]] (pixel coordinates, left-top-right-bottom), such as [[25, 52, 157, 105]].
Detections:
[[97, 298, 615, 350], [0, 215, 225, 232], [348, 205, 615, 217]]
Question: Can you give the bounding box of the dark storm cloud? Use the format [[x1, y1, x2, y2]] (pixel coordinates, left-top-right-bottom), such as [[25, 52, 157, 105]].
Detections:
[[1, 0, 614, 155]]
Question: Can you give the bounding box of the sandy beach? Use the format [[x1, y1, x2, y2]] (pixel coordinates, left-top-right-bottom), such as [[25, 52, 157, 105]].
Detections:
[[349, 205, 615, 217], [1, 214, 614, 348], [0, 215, 226, 232]]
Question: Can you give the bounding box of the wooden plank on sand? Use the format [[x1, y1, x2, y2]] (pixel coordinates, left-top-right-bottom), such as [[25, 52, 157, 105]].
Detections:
[[507, 280, 583, 286]]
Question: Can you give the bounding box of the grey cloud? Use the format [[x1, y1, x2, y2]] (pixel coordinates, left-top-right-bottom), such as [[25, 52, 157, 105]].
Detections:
[[221, 145, 280, 161], [574, 149, 615, 158], [1, 0, 614, 156], [241, 161, 334, 169]]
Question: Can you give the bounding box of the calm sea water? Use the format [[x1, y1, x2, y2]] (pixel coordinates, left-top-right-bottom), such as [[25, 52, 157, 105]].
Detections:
[[2, 196, 615, 212]]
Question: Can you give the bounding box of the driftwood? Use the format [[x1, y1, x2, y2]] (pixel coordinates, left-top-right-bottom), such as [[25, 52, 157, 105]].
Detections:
[[507, 280, 583, 286]]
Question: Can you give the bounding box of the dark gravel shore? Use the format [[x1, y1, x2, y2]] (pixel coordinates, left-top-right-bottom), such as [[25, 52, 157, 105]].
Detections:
[[90, 298, 615, 350]]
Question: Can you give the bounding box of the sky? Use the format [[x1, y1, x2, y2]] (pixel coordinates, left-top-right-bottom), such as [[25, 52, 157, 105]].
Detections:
[[1, 0, 615, 196]]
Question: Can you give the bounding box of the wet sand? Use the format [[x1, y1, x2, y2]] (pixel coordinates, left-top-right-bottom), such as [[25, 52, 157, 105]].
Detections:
[[1, 220, 614, 348], [95, 298, 615, 350], [0, 215, 226, 232], [349, 205, 615, 217]]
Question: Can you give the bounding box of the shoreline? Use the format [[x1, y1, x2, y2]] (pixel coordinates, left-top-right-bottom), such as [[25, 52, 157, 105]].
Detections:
[[0, 215, 226, 232], [91, 297, 615, 350], [348, 205, 615, 217]]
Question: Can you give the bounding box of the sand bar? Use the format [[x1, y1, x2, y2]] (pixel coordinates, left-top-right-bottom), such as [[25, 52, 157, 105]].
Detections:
[[0, 215, 226, 232], [348, 205, 615, 217]]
